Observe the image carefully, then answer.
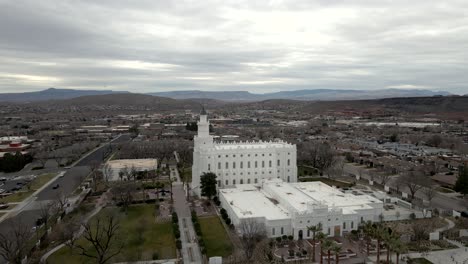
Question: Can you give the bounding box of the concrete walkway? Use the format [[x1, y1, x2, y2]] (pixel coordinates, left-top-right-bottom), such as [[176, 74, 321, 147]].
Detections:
[[434, 217, 455, 233], [402, 247, 468, 264], [172, 175, 201, 264]]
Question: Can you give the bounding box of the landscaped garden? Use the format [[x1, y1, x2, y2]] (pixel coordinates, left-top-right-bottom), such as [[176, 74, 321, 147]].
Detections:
[[48, 204, 176, 263], [198, 216, 233, 257]]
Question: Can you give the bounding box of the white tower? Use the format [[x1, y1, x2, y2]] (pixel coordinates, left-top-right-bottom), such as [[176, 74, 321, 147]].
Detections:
[[191, 106, 213, 196]]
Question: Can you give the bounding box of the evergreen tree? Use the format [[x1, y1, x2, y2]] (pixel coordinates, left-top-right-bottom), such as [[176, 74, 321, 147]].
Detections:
[[454, 164, 468, 196], [200, 172, 217, 199]]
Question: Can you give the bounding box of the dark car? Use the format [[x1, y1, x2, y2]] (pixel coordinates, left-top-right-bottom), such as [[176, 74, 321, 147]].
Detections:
[[461, 211, 468, 218], [52, 184, 60, 189]]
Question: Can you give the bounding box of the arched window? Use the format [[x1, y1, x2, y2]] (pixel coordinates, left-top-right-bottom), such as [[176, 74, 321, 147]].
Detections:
[[287, 159, 290, 166], [255, 161, 258, 168], [262, 161, 265, 168], [240, 161, 243, 169], [254, 178, 258, 183], [247, 179, 250, 184], [248, 161, 250, 168], [233, 162, 236, 169], [208, 164, 211, 171], [277, 159, 280, 166], [218, 162, 221, 169], [225, 180, 228, 185], [225, 162, 229, 169], [269, 160, 272, 167], [233, 179, 236, 184]]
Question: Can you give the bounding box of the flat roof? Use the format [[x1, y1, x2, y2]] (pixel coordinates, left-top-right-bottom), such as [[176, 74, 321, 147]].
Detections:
[[220, 180, 382, 220], [220, 185, 290, 220], [213, 140, 294, 150], [107, 159, 157, 169]]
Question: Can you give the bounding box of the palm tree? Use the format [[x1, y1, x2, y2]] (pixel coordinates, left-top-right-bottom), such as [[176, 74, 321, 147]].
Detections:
[[372, 224, 387, 264], [384, 230, 399, 263], [331, 243, 342, 264], [307, 223, 323, 262], [360, 221, 374, 255], [321, 239, 334, 264], [391, 238, 407, 264], [316, 232, 327, 264]]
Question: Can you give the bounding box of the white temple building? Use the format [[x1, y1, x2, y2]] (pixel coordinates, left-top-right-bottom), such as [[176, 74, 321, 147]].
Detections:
[[191, 108, 297, 196], [219, 179, 384, 239]]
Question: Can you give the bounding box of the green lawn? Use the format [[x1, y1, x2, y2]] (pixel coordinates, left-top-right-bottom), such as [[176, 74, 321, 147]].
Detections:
[[30, 173, 57, 189], [436, 186, 455, 193], [199, 216, 233, 257], [298, 165, 318, 177], [1, 173, 57, 203], [180, 167, 192, 182], [1, 190, 35, 203], [48, 204, 176, 263], [408, 258, 433, 264]]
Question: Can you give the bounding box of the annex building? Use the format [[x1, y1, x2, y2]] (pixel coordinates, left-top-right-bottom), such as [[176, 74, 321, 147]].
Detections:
[[219, 179, 383, 239], [191, 109, 297, 196]]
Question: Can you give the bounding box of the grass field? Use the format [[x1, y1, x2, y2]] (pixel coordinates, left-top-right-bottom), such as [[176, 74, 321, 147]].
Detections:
[[180, 167, 192, 182], [1, 173, 57, 203], [199, 216, 233, 257], [408, 258, 433, 264], [298, 165, 318, 177], [48, 204, 176, 263], [436, 186, 455, 193]]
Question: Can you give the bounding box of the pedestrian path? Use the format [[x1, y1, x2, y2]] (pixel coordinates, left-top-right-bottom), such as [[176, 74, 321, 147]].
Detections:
[[403, 247, 468, 264], [173, 182, 201, 264]]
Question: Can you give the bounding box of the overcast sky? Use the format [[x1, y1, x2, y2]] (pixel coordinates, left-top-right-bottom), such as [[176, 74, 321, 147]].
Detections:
[[0, 0, 467, 94]]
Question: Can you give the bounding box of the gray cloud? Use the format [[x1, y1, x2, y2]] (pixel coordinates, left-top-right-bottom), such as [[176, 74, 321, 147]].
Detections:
[[0, 0, 467, 94]]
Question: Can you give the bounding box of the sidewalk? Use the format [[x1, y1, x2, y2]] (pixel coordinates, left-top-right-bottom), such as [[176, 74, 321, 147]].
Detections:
[[173, 182, 201, 264]]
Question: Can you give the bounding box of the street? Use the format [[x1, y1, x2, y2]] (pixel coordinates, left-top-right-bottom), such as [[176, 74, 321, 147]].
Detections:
[[0, 134, 131, 237]]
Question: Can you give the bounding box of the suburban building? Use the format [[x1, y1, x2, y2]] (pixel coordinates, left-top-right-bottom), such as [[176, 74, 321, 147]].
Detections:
[[219, 179, 384, 239], [191, 109, 297, 196], [105, 159, 158, 181]]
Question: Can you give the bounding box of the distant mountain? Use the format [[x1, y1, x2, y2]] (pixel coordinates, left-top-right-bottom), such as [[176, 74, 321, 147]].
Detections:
[[0, 88, 127, 102], [150, 89, 452, 101], [36, 93, 225, 111]]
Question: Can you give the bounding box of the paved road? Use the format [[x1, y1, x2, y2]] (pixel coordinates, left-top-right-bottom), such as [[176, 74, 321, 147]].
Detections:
[[0, 134, 131, 240], [343, 163, 467, 212]]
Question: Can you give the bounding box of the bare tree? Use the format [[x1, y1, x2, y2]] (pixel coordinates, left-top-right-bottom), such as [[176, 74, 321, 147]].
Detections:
[[53, 191, 69, 215], [0, 219, 32, 264], [102, 163, 113, 183], [239, 219, 267, 261], [75, 214, 123, 264], [111, 182, 135, 213], [34, 150, 49, 168], [401, 169, 426, 200], [39, 201, 52, 231], [422, 185, 437, 207], [376, 169, 393, 186]]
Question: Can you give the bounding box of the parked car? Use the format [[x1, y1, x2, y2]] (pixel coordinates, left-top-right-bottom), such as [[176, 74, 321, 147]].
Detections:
[[0, 203, 8, 209], [461, 211, 468, 218], [52, 184, 60, 189], [0, 177, 6, 182]]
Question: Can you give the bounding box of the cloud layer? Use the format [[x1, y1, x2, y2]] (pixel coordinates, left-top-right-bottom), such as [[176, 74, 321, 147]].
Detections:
[[0, 0, 467, 94]]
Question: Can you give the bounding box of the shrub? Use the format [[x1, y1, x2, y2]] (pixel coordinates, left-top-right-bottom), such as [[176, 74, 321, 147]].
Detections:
[[220, 208, 227, 215], [152, 252, 159, 260], [225, 218, 231, 225], [172, 212, 179, 224], [282, 235, 288, 240], [176, 239, 182, 250], [276, 237, 282, 243], [288, 235, 293, 240], [174, 229, 180, 239]]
